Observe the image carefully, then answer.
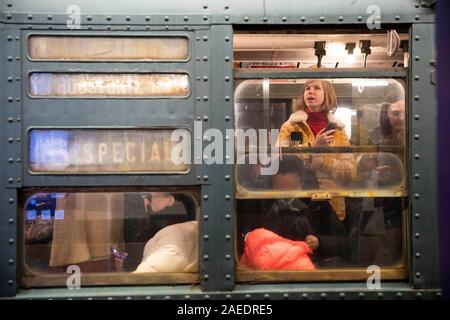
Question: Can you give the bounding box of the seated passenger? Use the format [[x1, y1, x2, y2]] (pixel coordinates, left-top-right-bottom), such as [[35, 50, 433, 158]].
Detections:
[[265, 157, 355, 267], [277, 79, 357, 221]]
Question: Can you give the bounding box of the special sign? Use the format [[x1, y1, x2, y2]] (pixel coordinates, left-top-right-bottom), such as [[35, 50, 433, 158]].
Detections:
[[29, 129, 189, 173]]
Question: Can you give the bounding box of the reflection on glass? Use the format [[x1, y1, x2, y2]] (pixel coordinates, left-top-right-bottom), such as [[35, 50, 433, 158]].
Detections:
[[29, 36, 189, 61], [29, 129, 190, 173], [24, 191, 198, 285], [29, 73, 189, 97]]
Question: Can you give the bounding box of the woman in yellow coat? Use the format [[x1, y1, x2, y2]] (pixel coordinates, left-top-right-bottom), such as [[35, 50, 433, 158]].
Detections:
[[277, 79, 357, 227]]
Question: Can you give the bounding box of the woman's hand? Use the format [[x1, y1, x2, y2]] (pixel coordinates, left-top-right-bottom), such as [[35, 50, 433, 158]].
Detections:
[[312, 128, 335, 146], [305, 235, 319, 250]]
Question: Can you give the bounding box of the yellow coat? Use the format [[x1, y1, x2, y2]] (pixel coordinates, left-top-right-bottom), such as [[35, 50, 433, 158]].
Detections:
[[277, 110, 357, 220]]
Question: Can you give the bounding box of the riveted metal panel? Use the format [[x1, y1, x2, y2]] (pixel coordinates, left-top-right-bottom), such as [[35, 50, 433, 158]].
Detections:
[[410, 23, 439, 289], [3, 27, 22, 189], [200, 25, 234, 292]]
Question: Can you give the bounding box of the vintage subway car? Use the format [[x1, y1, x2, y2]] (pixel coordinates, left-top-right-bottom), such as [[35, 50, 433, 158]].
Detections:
[[0, 0, 441, 299]]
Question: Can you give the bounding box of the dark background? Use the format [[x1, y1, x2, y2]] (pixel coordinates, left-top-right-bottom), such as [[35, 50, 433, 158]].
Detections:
[[437, 0, 450, 299]]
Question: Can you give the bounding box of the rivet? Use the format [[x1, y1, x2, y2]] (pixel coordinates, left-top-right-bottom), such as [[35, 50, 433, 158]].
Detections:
[[8, 280, 13, 286], [8, 158, 13, 163], [203, 175, 208, 180], [430, 59, 436, 66], [203, 195, 209, 200], [263, 17, 268, 22], [414, 95, 420, 100], [415, 3, 420, 8], [264, 294, 270, 299], [196, 75, 201, 80], [8, 259, 14, 265], [415, 15, 420, 20], [395, 15, 400, 21], [126, 297, 132, 300], [397, 292, 403, 298], [203, 5, 208, 9], [106, 15, 112, 21], [107, 297, 113, 300], [244, 16, 249, 22], [282, 17, 287, 22], [6, 14, 12, 19], [7, 35, 12, 41], [340, 293, 346, 299], [88, 26, 92, 30], [225, 36, 230, 42], [283, 293, 290, 299], [164, 296, 171, 300], [16, 137, 20, 142], [47, 14, 52, 20], [225, 175, 230, 180], [203, 56, 208, 61], [203, 255, 209, 261], [339, 16, 344, 21], [414, 75, 420, 80], [224, 76, 230, 81], [184, 295, 190, 300], [416, 272, 421, 278], [204, 234, 209, 240], [225, 235, 231, 240], [106, 26, 111, 30], [415, 36, 420, 41], [225, 56, 230, 61], [17, 158, 21, 163], [126, 26, 131, 30], [8, 178, 13, 183], [357, 16, 363, 21], [320, 16, 325, 22], [86, 15, 92, 21], [203, 214, 208, 220], [203, 36, 208, 41], [416, 292, 422, 299], [301, 16, 306, 22], [8, 137, 13, 143], [225, 16, 230, 21], [414, 193, 420, 199], [163, 16, 169, 22], [226, 294, 231, 299], [225, 116, 230, 121], [225, 214, 231, 220], [302, 293, 308, 299], [203, 76, 208, 81], [7, 3, 12, 7], [203, 96, 209, 101], [225, 5, 229, 9], [184, 26, 189, 30], [16, 117, 20, 122], [8, 218, 14, 224], [378, 292, 384, 299], [8, 97, 13, 102], [204, 295, 210, 300], [414, 134, 420, 140], [226, 274, 231, 280], [437, 292, 442, 298], [8, 117, 13, 123], [414, 154, 420, 159], [415, 213, 421, 219], [9, 238, 14, 244], [203, 274, 209, 280], [225, 195, 230, 200], [145, 16, 150, 21], [321, 293, 327, 299], [358, 292, 365, 298], [8, 77, 13, 82], [16, 77, 20, 81], [126, 16, 131, 21], [415, 232, 420, 239], [7, 56, 12, 61], [225, 96, 230, 101], [203, 16, 208, 21], [415, 56, 420, 61], [225, 254, 231, 260], [245, 294, 251, 299], [414, 114, 420, 120], [184, 16, 189, 21]]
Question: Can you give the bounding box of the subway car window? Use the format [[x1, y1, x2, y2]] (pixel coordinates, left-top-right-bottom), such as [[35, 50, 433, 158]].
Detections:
[[29, 129, 190, 174], [29, 36, 189, 61], [29, 73, 190, 97], [22, 190, 199, 287], [234, 78, 407, 276]]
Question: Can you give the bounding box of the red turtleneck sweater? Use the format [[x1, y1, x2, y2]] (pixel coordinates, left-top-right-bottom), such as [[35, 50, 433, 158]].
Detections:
[[306, 109, 328, 136]]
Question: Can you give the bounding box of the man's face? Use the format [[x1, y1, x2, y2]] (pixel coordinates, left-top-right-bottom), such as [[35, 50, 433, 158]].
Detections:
[[272, 173, 302, 190], [149, 192, 174, 212]]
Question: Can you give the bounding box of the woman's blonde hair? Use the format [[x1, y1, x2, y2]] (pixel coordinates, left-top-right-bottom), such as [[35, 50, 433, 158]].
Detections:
[[295, 79, 337, 113]]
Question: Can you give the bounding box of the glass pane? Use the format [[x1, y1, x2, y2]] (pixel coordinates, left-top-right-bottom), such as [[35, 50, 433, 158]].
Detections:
[[23, 190, 199, 287], [29, 73, 189, 97], [234, 78, 406, 275], [29, 36, 189, 61], [29, 129, 190, 173]]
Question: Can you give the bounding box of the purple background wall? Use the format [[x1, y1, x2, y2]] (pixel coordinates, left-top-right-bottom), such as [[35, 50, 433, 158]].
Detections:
[[437, 0, 450, 299]]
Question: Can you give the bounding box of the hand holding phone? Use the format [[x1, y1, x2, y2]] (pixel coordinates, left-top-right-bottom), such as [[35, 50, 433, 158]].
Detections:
[[325, 122, 337, 132]]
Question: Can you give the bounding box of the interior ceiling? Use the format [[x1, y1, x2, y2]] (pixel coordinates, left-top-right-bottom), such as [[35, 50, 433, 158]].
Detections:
[[233, 33, 409, 68]]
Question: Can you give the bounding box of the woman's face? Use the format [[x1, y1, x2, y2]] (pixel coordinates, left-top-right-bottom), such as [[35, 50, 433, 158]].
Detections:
[[304, 80, 325, 112], [387, 100, 405, 131]]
